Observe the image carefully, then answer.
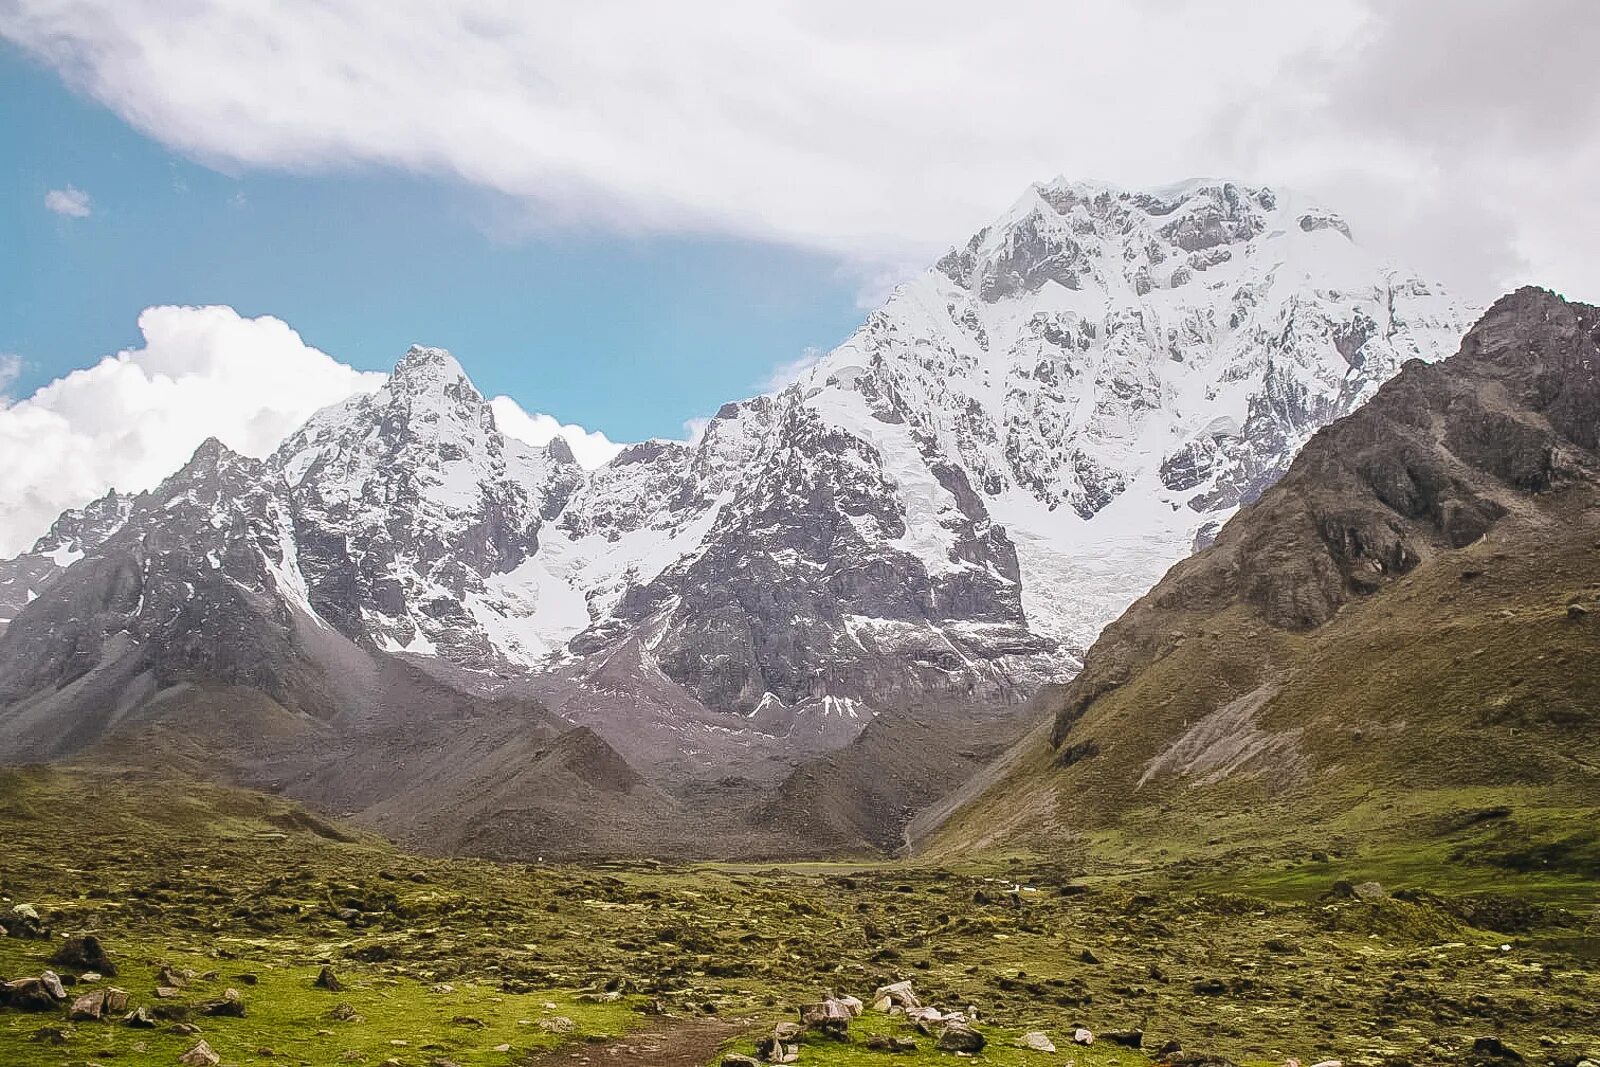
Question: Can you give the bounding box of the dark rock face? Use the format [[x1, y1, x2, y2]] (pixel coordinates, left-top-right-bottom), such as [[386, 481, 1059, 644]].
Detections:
[[603, 396, 1048, 724], [0, 440, 370, 759], [1157, 183, 1268, 251], [0, 489, 134, 633], [1054, 287, 1600, 744], [276, 346, 584, 666]]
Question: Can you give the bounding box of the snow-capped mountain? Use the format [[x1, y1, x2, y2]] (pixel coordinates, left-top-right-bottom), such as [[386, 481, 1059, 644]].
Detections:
[[0, 178, 1474, 789], [275, 346, 585, 665], [0, 489, 134, 633], [808, 179, 1471, 657]]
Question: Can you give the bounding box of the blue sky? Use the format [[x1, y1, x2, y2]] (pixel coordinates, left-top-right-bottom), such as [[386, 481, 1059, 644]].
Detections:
[[0, 46, 867, 442], [0, 2, 1593, 556]]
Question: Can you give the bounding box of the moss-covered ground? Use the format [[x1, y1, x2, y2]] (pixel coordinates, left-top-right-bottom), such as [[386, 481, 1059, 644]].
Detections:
[[1, 767, 1596, 1067]]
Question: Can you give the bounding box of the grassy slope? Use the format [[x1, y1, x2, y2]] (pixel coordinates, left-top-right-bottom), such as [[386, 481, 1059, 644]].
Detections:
[[924, 492, 1600, 906], [1, 768, 1596, 1066]]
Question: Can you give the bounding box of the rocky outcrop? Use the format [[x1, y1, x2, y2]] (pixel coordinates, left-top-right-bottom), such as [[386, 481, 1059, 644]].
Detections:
[[1052, 287, 1600, 744], [0, 489, 134, 633]]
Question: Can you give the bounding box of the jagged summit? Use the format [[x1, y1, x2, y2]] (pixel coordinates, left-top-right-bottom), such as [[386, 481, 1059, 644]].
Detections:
[[936, 178, 1362, 303], [391, 343, 472, 387], [806, 175, 1471, 656]]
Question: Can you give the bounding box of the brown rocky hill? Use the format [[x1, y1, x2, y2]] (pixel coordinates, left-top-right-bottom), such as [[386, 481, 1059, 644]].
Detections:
[[923, 287, 1600, 877]]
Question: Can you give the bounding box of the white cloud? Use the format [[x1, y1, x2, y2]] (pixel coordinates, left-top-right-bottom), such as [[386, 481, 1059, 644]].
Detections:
[[3, 3, 1597, 301], [0, 306, 385, 556], [44, 185, 92, 218], [679, 415, 711, 446], [0, 354, 22, 401], [489, 396, 623, 470], [761, 347, 824, 394]]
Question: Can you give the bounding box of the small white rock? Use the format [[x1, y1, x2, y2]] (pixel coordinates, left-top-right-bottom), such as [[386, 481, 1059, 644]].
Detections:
[[1074, 1027, 1095, 1045], [1017, 1031, 1057, 1053]]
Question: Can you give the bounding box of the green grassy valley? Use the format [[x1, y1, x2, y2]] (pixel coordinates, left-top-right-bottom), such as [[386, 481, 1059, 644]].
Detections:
[[2, 767, 1595, 1067]]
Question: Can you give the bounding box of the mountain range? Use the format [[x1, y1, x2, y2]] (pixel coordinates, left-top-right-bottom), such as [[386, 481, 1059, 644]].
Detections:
[[0, 177, 1479, 857]]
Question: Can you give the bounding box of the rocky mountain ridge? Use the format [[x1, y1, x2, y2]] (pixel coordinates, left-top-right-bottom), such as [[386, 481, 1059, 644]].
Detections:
[[0, 177, 1479, 854], [921, 287, 1600, 865]]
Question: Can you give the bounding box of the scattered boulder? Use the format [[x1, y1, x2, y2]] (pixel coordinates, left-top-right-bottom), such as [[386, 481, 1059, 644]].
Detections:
[[1105, 1028, 1145, 1048], [1471, 1037, 1525, 1062], [798, 997, 852, 1039], [313, 966, 344, 991], [723, 1057, 761, 1067], [178, 1040, 222, 1066], [69, 988, 108, 1021], [1074, 1027, 1095, 1045], [755, 1030, 800, 1063], [41, 970, 66, 1000], [200, 988, 247, 1017], [124, 1006, 157, 1028], [1017, 1030, 1057, 1052], [50, 935, 117, 976], [9, 904, 47, 938], [1326, 880, 1387, 902], [936, 1022, 986, 1053], [538, 1016, 576, 1033], [30, 1024, 71, 1044], [3, 976, 64, 1011], [871, 980, 921, 1012], [866, 1034, 919, 1052], [755, 1023, 802, 1062]]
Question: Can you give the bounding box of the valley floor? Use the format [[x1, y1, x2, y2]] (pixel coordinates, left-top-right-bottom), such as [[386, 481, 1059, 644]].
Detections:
[[0, 768, 1595, 1067]]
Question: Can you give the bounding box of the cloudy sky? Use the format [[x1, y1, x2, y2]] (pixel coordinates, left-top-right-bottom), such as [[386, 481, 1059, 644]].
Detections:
[[1, 0, 1596, 553]]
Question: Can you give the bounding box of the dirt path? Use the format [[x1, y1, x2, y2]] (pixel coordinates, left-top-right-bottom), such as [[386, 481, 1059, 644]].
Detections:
[[524, 1016, 752, 1067]]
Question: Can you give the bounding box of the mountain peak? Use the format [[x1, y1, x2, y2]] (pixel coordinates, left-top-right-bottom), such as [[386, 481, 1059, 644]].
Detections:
[[184, 436, 242, 470], [390, 344, 478, 395]]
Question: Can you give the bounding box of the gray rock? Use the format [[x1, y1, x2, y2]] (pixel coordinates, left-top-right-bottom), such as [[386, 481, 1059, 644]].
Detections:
[[1017, 1030, 1057, 1052], [178, 1040, 221, 1066], [936, 1022, 986, 1053], [69, 988, 108, 1020]]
